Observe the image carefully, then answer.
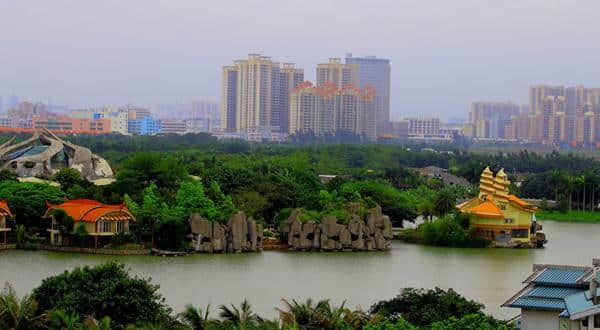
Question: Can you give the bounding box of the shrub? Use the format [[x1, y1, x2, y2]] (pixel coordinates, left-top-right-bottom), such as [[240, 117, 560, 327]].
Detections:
[[369, 288, 487, 327], [32, 262, 172, 327]]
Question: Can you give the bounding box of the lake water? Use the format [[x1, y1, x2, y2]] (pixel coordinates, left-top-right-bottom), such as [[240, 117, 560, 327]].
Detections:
[[0, 220, 598, 320]]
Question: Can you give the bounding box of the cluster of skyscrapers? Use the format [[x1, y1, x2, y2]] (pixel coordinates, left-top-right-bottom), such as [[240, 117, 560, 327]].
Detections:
[[220, 54, 390, 140], [465, 85, 600, 146]]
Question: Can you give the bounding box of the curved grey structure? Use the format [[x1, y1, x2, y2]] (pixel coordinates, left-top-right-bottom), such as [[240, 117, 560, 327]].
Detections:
[[0, 129, 113, 180]]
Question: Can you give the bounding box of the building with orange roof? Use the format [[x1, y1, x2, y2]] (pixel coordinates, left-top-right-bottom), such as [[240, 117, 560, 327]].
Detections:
[[0, 200, 13, 244], [457, 167, 544, 246], [44, 199, 135, 247]]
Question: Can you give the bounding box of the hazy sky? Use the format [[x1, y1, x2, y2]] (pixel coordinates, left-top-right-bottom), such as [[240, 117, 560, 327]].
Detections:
[[2, 0, 600, 120]]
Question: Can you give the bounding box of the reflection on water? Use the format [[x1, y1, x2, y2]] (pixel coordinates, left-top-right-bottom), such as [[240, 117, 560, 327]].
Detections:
[[0, 220, 598, 319]]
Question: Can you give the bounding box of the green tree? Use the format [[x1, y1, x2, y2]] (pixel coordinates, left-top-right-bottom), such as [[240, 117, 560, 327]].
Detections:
[[15, 224, 26, 246], [66, 184, 88, 200], [434, 188, 456, 217], [73, 223, 89, 248], [369, 288, 486, 327], [234, 191, 270, 221], [113, 152, 189, 203], [175, 181, 218, 221], [0, 283, 45, 330], [430, 313, 508, 330], [178, 304, 212, 330], [218, 300, 260, 329], [363, 318, 417, 330], [52, 168, 85, 192], [0, 169, 18, 182], [0, 181, 65, 228], [52, 209, 74, 235], [32, 262, 172, 328], [47, 309, 82, 330], [125, 183, 168, 247]]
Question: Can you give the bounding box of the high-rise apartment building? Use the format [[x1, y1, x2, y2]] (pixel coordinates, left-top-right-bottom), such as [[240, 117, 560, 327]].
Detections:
[[236, 54, 280, 133], [289, 81, 376, 140], [221, 54, 304, 134], [345, 54, 391, 134], [316, 58, 358, 89], [279, 63, 304, 134], [469, 101, 520, 139], [221, 66, 238, 132], [529, 85, 565, 115]]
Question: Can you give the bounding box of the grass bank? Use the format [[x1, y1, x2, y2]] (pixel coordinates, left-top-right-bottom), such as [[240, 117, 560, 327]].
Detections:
[[537, 210, 600, 223]]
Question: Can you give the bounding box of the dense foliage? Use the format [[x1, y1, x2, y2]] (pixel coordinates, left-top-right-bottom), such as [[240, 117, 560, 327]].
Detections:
[[0, 181, 65, 228], [2, 263, 507, 329], [369, 287, 498, 328], [32, 262, 172, 328]]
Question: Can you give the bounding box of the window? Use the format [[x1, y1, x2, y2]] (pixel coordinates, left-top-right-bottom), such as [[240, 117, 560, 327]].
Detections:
[[53, 233, 59, 245], [117, 221, 125, 233], [504, 218, 514, 224], [511, 229, 529, 238], [99, 221, 112, 233]]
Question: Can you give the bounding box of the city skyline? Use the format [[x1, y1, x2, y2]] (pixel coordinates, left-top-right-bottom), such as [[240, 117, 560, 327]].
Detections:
[[3, 1, 600, 120]]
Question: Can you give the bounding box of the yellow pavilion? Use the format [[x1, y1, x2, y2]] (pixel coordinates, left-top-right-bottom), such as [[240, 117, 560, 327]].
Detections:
[[457, 167, 542, 246]]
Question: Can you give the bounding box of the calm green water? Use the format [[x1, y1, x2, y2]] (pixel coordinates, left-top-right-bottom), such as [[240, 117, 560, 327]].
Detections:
[[0, 220, 598, 319]]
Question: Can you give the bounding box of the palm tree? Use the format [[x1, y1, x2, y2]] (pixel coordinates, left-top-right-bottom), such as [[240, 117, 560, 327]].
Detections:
[[418, 200, 436, 222], [178, 304, 211, 330], [82, 315, 111, 330], [0, 283, 45, 330], [15, 224, 26, 246], [218, 299, 260, 329], [313, 299, 347, 329], [47, 309, 82, 330], [549, 170, 563, 202], [277, 298, 320, 328], [577, 175, 586, 211], [565, 175, 576, 211], [434, 188, 456, 217]]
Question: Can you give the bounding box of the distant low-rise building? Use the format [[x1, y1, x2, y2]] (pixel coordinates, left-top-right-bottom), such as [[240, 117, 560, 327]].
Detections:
[[158, 119, 187, 134], [32, 115, 111, 134], [128, 117, 161, 135]]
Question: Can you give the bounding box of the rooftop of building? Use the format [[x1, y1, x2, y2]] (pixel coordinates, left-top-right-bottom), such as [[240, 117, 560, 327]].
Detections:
[[44, 199, 132, 223]]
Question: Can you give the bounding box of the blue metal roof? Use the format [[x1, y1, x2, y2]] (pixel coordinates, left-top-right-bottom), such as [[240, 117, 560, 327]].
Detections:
[[533, 268, 588, 286], [559, 309, 570, 318], [527, 286, 583, 299], [511, 297, 566, 310], [564, 289, 600, 317]]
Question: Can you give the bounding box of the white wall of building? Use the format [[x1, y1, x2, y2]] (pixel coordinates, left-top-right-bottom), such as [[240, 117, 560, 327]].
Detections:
[[522, 310, 560, 330]]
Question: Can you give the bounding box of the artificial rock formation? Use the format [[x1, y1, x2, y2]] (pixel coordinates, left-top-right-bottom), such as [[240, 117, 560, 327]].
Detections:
[[0, 129, 113, 180], [280, 204, 393, 251], [188, 211, 263, 253]]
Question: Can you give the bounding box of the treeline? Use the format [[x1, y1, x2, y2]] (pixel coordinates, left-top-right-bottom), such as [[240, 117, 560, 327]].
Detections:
[[0, 261, 509, 330], [520, 170, 600, 211]]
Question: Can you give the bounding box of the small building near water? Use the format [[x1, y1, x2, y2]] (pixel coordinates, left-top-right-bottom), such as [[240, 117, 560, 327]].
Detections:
[[44, 199, 134, 247], [0, 200, 13, 244], [503, 260, 600, 330], [457, 166, 544, 247]]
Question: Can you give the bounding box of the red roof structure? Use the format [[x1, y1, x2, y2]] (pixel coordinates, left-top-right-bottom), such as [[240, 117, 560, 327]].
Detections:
[[44, 199, 133, 222], [0, 200, 12, 217]]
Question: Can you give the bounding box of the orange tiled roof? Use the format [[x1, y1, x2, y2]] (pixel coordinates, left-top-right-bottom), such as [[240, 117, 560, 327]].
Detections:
[[467, 201, 504, 218], [45, 199, 133, 223], [0, 200, 12, 217], [456, 197, 477, 209], [508, 195, 530, 207]]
